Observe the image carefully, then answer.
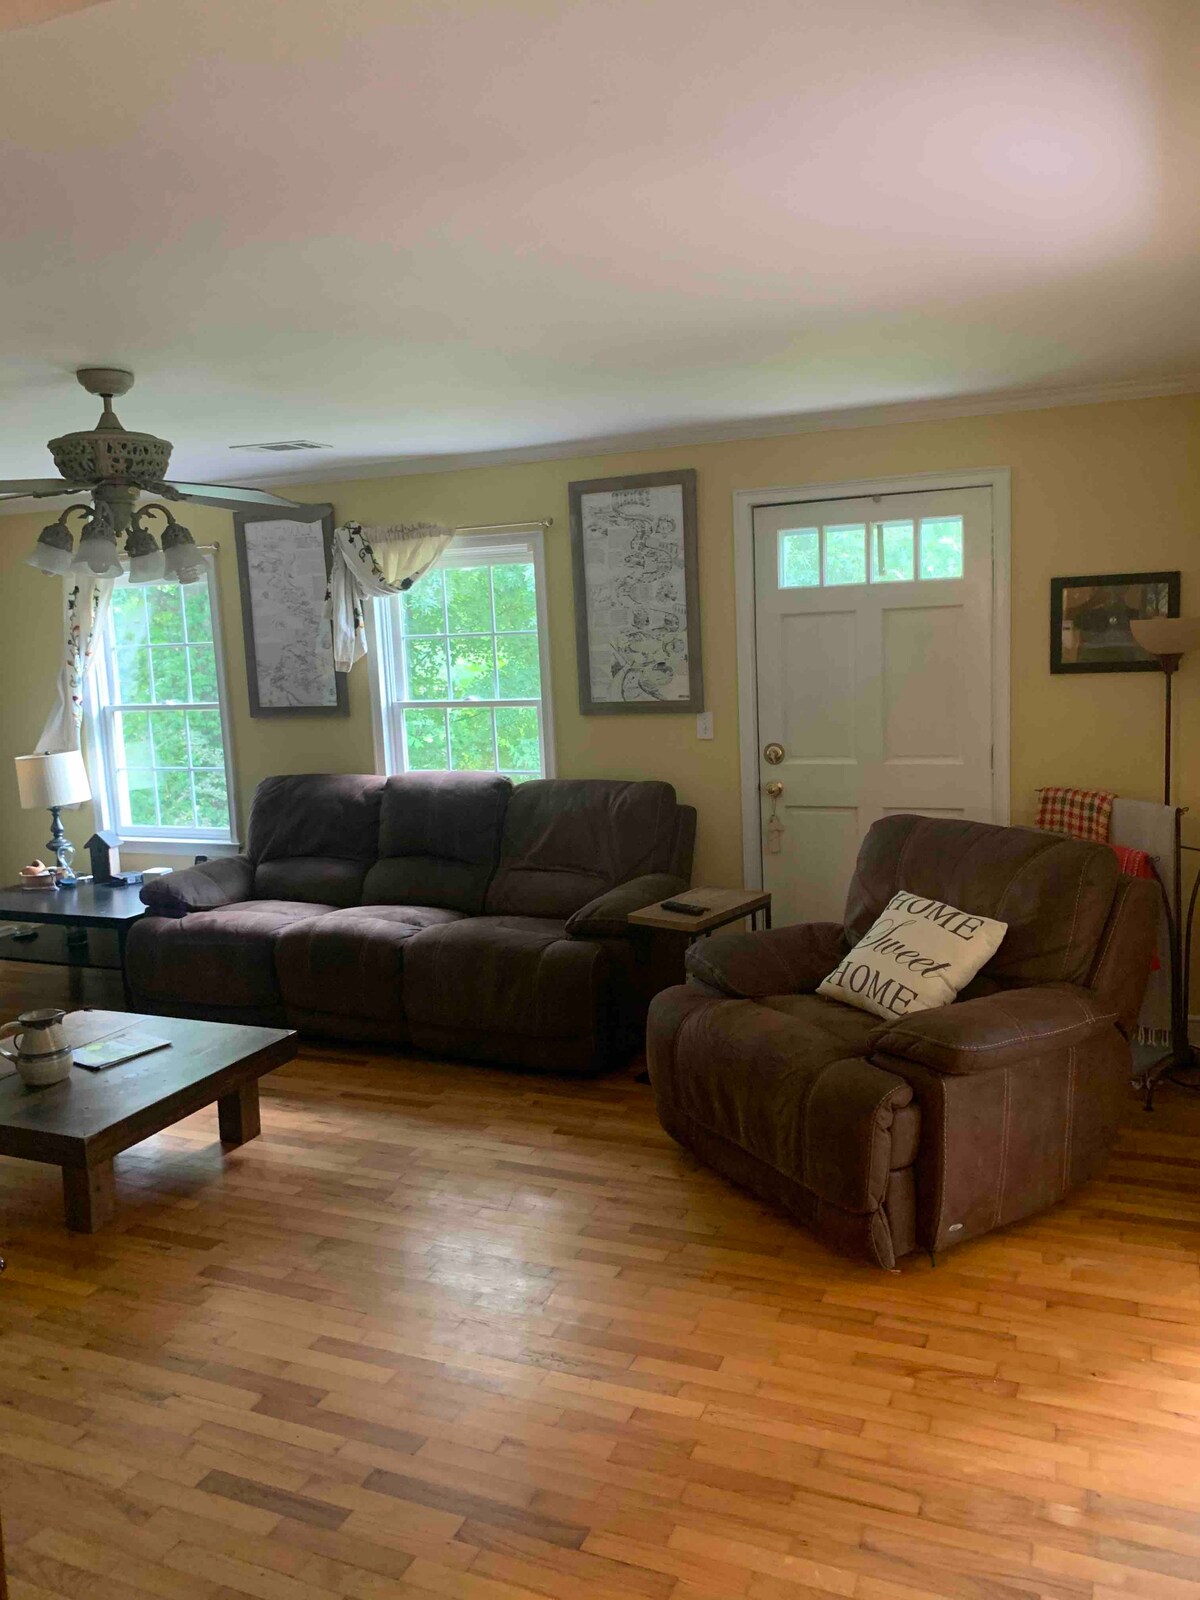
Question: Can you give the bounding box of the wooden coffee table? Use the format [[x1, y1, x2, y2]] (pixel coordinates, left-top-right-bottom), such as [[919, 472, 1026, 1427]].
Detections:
[[0, 1008, 297, 1231]]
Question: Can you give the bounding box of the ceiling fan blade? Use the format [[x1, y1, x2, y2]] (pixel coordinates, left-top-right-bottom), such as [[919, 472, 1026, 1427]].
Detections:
[[0, 479, 90, 499], [163, 480, 305, 510]]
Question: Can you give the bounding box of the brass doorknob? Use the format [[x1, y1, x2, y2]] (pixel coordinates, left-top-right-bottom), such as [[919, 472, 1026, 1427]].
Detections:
[[763, 742, 785, 765], [765, 781, 784, 799]]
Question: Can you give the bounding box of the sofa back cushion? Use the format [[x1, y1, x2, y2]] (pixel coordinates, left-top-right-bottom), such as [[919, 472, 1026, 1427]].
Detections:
[[248, 773, 386, 907], [843, 814, 1118, 988], [361, 772, 512, 913], [485, 778, 680, 918]]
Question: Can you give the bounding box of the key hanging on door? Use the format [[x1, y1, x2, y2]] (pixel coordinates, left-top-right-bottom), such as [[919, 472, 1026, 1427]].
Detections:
[[765, 781, 784, 855]]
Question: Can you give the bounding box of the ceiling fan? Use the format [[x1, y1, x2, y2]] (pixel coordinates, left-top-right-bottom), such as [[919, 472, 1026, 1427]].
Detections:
[[6, 367, 303, 584]]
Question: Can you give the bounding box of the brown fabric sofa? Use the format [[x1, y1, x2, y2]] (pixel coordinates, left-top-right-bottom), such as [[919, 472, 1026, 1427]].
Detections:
[[127, 772, 695, 1073], [647, 814, 1157, 1267]]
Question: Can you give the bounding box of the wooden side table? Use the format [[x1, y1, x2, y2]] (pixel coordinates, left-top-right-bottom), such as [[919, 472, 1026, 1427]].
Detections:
[[628, 886, 772, 941]]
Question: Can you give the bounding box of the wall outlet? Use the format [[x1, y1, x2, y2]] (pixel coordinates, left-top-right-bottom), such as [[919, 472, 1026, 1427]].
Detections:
[[696, 711, 714, 740]]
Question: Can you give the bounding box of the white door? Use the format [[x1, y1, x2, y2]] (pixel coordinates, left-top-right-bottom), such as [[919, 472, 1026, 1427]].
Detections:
[[752, 487, 996, 924]]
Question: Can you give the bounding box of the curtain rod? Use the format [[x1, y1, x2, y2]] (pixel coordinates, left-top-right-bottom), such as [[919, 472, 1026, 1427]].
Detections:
[[454, 518, 553, 533]]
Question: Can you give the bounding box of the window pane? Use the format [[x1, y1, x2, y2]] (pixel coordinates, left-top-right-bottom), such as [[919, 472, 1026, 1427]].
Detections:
[[919, 517, 964, 579], [449, 635, 496, 699], [146, 585, 185, 644], [405, 637, 449, 699], [115, 646, 151, 702], [779, 528, 819, 588], [116, 710, 151, 769], [445, 566, 492, 634], [158, 768, 195, 827], [125, 770, 158, 826], [496, 633, 541, 699], [182, 584, 213, 643], [402, 570, 446, 635], [495, 706, 540, 772], [194, 770, 230, 829], [871, 521, 915, 583], [189, 643, 218, 702], [187, 709, 224, 768], [150, 710, 188, 767], [823, 525, 867, 585], [111, 589, 147, 647], [404, 707, 449, 770], [448, 706, 495, 770], [151, 647, 189, 703], [492, 563, 537, 631]]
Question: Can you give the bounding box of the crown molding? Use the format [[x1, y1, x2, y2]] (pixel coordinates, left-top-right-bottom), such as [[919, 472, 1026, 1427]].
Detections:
[[3, 369, 1199, 511]]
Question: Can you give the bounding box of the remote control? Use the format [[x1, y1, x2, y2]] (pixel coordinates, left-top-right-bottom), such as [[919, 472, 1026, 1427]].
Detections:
[[660, 899, 706, 915]]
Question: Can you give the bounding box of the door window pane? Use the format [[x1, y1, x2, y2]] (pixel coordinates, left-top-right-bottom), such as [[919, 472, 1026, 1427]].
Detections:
[[919, 517, 964, 579], [871, 521, 915, 583], [823, 525, 867, 586], [779, 528, 819, 588]]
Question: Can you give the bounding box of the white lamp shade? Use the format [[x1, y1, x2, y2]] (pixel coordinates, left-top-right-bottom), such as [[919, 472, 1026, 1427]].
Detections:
[[14, 750, 91, 810], [1130, 617, 1200, 657]]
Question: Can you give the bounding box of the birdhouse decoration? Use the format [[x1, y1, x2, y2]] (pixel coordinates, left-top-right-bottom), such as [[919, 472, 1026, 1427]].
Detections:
[[85, 830, 123, 884]]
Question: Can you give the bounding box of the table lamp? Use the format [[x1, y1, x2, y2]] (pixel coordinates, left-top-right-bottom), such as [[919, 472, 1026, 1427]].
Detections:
[[14, 751, 91, 884], [1130, 617, 1200, 805]]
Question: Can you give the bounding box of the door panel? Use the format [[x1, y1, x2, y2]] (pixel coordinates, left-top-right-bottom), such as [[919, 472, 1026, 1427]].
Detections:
[[753, 487, 994, 925]]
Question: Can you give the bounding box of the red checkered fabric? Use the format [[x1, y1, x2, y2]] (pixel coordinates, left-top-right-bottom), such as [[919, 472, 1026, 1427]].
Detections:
[[1034, 786, 1114, 843]]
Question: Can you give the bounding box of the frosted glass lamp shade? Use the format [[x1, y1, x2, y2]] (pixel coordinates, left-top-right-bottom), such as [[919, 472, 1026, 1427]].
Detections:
[[26, 524, 74, 575], [1130, 617, 1200, 658], [14, 751, 91, 811], [72, 528, 122, 577]]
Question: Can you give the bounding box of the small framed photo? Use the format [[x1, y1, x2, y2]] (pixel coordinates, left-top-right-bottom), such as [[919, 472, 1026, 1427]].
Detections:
[[1050, 570, 1180, 674], [568, 468, 702, 714]]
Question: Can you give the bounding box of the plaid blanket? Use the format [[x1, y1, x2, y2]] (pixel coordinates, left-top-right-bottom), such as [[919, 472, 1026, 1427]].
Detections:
[[1034, 786, 1114, 843]]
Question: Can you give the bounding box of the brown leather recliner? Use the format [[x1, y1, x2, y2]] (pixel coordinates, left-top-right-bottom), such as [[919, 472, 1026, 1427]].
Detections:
[[647, 814, 1158, 1268]]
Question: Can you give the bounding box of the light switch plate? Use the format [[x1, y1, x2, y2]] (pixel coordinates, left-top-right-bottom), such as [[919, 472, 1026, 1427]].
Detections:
[[696, 711, 714, 740]]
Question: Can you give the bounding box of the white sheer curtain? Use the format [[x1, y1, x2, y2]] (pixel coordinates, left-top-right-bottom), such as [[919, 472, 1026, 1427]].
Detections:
[[35, 575, 114, 753], [325, 520, 453, 672]]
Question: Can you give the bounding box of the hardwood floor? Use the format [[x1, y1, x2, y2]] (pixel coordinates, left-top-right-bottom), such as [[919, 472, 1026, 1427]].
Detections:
[[1, 962, 1199, 1600]]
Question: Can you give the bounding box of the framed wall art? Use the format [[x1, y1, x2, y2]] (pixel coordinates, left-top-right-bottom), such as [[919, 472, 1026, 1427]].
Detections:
[[233, 502, 349, 716], [1050, 570, 1180, 674], [568, 468, 702, 715]]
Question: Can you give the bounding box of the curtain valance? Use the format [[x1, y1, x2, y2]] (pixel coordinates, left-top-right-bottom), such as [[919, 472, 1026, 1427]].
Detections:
[[325, 520, 453, 672]]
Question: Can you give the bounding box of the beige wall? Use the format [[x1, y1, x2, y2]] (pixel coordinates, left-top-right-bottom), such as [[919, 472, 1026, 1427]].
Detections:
[[2, 391, 1199, 891]]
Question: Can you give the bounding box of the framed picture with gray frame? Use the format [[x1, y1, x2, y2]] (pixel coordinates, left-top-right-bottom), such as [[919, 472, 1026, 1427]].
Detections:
[[568, 467, 703, 714], [232, 502, 349, 716]]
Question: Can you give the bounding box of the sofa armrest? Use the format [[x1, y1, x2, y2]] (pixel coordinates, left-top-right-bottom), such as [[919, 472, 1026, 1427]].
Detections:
[[685, 921, 848, 998], [565, 874, 687, 939], [139, 855, 255, 919], [871, 983, 1118, 1076]]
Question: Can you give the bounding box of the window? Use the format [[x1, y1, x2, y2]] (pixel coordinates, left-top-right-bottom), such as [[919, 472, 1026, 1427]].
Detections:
[[89, 559, 236, 843], [780, 515, 964, 588], [374, 530, 554, 781]]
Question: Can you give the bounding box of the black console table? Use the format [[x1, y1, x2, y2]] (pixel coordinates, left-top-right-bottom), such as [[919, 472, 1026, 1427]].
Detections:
[[0, 883, 146, 1005]]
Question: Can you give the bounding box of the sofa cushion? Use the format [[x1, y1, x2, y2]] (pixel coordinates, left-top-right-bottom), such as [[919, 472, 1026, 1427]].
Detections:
[[485, 778, 680, 918], [361, 772, 511, 913], [125, 900, 335, 1011], [248, 774, 386, 907], [402, 914, 612, 1046], [648, 989, 911, 1218], [843, 815, 1119, 988], [274, 903, 464, 1024]]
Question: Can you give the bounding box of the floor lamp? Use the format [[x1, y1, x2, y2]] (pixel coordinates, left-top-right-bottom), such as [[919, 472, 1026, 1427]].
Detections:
[[1130, 617, 1200, 1097]]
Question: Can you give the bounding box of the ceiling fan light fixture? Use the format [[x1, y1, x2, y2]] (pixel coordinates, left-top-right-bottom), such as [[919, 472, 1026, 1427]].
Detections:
[[125, 518, 166, 585], [26, 511, 78, 576], [72, 505, 122, 577], [161, 516, 204, 585]]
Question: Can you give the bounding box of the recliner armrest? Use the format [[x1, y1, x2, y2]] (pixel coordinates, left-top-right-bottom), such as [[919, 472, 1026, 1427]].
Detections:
[[685, 921, 848, 998], [871, 983, 1118, 1076], [565, 874, 687, 939], [139, 855, 255, 919]]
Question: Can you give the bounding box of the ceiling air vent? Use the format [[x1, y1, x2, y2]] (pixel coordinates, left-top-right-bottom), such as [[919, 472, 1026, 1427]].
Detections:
[[229, 440, 332, 452]]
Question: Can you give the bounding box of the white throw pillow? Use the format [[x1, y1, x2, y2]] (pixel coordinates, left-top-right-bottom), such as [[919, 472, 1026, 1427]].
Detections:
[[817, 890, 1008, 1022]]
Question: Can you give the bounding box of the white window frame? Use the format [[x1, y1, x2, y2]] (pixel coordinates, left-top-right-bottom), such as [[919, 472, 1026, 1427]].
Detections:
[[368, 527, 556, 780], [86, 553, 240, 853]]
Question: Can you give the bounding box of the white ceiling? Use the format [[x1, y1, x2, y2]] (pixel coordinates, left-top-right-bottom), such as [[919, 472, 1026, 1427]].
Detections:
[[2, 0, 1198, 486]]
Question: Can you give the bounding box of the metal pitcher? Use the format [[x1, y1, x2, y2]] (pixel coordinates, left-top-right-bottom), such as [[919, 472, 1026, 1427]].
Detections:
[[0, 1007, 73, 1087]]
